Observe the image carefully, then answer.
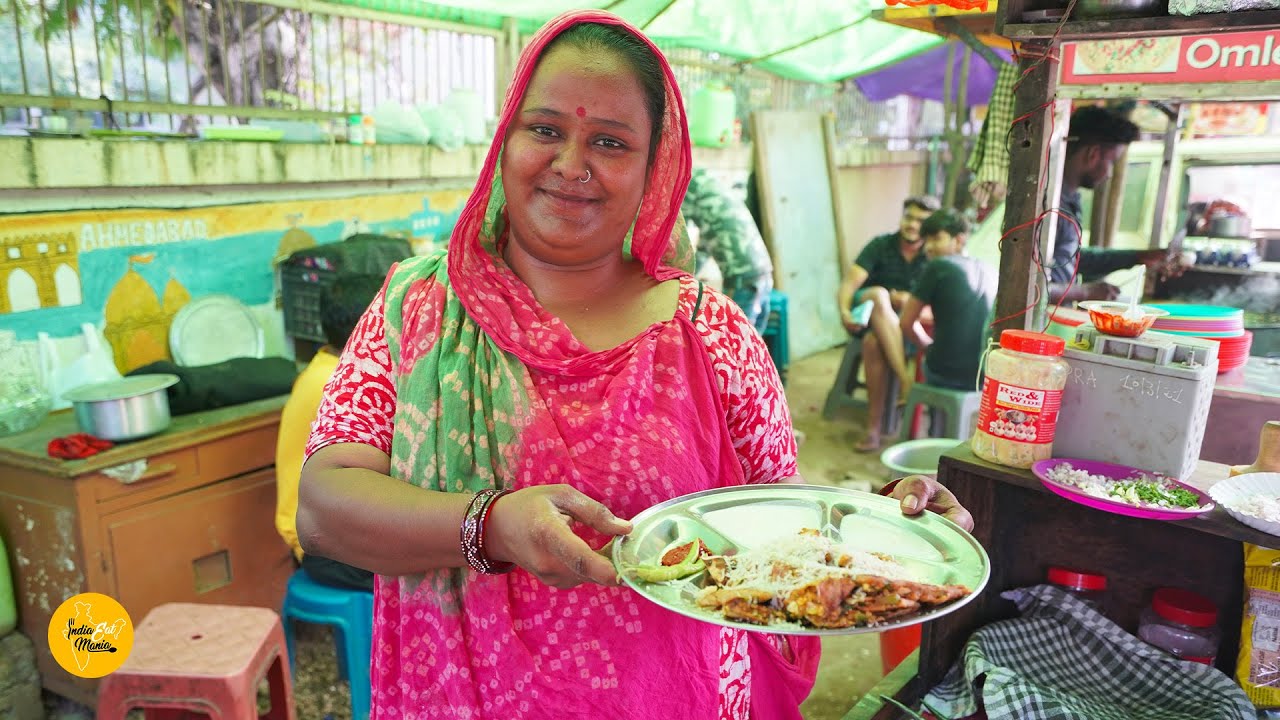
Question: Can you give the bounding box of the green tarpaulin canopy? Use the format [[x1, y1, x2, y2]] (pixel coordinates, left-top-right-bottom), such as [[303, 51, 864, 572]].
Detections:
[[326, 0, 945, 83]]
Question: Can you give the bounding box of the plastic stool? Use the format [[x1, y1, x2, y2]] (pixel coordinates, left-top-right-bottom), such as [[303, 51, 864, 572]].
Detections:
[[281, 569, 374, 720], [821, 337, 902, 438], [901, 383, 981, 440], [96, 603, 294, 720], [761, 290, 790, 384]]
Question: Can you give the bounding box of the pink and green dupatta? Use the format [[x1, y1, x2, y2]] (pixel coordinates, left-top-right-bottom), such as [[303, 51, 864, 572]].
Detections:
[[371, 10, 817, 719]]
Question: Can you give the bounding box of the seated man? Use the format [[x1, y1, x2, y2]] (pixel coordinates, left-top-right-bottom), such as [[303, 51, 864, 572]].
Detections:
[[682, 168, 774, 332], [900, 210, 997, 392], [275, 273, 383, 592], [836, 195, 940, 451]]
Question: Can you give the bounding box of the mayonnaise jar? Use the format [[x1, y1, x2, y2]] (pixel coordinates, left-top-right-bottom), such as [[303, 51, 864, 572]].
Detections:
[[971, 330, 1069, 469]]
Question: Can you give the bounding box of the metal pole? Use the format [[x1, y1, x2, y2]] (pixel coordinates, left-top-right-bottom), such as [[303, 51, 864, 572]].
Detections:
[[136, 0, 150, 113], [339, 16, 347, 112], [65, 0, 80, 99], [1149, 104, 1186, 250], [39, 0, 55, 97], [113, 0, 128, 122]]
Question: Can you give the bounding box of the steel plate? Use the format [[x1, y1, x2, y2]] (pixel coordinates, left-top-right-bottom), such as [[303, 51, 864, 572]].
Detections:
[[169, 294, 265, 367], [612, 484, 990, 636]]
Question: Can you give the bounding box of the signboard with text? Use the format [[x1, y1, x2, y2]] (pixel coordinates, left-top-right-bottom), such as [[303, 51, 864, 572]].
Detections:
[[1061, 30, 1280, 87]]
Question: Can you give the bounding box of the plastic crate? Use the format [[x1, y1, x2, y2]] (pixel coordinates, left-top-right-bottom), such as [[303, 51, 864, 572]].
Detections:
[[762, 290, 790, 383], [279, 234, 410, 344], [280, 263, 338, 343]]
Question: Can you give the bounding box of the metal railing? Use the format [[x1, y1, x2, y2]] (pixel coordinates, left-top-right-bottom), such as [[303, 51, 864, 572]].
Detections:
[[0, 2, 942, 147], [659, 45, 946, 150], [0, 0, 497, 132]]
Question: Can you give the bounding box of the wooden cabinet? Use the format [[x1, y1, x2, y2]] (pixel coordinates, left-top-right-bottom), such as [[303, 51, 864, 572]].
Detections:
[[0, 396, 294, 706], [854, 446, 1272, 719]]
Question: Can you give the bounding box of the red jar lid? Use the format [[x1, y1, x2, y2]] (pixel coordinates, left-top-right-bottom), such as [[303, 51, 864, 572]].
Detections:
[[1152, 588, 1218, 628], [999, 329, 1066, 357], [1048, 566, 1107, 591]]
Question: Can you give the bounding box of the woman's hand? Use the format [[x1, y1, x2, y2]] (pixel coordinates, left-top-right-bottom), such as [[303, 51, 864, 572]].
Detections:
[[485, 485, 632, 589], [888, 475, 974, 532]]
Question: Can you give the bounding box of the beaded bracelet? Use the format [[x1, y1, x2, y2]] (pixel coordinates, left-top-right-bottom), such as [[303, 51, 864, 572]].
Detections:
[[460, 489, 514, 575]]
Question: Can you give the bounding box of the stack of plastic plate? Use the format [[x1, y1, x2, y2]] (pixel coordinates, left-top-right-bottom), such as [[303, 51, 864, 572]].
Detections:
[[1147, 303, 1248, 374]]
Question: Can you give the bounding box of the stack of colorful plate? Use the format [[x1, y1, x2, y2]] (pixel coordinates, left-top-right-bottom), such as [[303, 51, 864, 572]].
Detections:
[[1147, 303, 1249, 374]]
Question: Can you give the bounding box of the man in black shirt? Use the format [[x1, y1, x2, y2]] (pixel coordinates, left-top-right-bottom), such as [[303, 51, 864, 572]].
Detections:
[[900, 210, 997, 391], [835, 195, 940, 451], [1050, 107, 1175, 303]]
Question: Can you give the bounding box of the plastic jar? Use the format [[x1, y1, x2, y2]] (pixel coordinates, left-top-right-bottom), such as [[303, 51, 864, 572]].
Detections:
[[971, 330, 1070, 469], [1138, 587, 1220, 665], [1047, 566, 1108, 613]]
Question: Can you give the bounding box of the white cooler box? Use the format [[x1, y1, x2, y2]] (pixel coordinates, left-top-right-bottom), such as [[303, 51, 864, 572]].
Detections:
[[1054, 327, 1219, 481]]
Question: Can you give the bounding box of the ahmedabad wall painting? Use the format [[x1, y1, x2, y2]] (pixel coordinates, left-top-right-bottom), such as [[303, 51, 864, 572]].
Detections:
[[0, 189, 470, 372]]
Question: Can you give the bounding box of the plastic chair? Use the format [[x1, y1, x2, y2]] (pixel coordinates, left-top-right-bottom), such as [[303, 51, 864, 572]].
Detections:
[[761, 290, 790, 384], [900, 383, 982, 441], [821, 336, 903, 438], [96, 603, 294, 720], [280, 569, 374, 720]]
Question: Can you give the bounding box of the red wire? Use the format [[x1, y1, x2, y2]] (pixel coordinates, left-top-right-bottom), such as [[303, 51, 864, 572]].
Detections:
[[990, 0, 1084, 334]]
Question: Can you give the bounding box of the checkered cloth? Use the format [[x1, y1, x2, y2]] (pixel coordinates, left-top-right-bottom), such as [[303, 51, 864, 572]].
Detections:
[[966, 61, 1018, 211], [922, 585, 1254, 720]]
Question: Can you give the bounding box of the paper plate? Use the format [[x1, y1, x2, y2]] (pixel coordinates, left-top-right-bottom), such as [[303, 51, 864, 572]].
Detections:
[[169, 294, 265, 366], [1207, 472, 1280, 537], [613, 484, 990, 636], [1031, 459, 1214, 521]]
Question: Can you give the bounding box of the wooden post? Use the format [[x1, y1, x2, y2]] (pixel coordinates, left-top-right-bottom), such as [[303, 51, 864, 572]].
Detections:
[[993, 41, 1060, 336], [823, 114, 852, 274]]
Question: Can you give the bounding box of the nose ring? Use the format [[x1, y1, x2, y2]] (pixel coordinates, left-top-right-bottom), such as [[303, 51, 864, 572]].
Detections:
[[577, 169, 591, 184]]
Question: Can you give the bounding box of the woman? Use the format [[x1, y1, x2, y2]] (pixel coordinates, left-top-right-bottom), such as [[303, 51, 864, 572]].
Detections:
[[297, 10, 974, 719]]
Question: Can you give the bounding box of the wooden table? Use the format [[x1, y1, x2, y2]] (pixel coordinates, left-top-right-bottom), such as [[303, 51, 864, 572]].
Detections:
[[0, 396, 293, 706], [851, 446, 1271, 719]]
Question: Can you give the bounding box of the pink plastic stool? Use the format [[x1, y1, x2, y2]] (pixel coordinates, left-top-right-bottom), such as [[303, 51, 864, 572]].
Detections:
[[96, 603, 295, 720]]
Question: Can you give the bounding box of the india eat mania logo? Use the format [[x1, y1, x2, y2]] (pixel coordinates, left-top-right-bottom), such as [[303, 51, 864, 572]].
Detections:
[[47, 593, 133, 678]]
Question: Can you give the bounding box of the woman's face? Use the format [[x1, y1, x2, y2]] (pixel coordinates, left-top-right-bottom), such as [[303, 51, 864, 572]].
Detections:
[[501, 44, 655, 267]]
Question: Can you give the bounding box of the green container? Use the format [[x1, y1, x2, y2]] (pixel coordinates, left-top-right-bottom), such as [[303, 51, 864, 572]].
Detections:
[[688, 85, 736, 148], [0, 532, 15, 636]]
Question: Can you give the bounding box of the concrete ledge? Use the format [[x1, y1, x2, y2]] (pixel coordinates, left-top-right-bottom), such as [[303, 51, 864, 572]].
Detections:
[[0, 138, 486, 190]]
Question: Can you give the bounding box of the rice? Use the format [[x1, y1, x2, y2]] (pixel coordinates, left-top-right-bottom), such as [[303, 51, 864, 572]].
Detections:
[[1228, 494, 1280, 524]]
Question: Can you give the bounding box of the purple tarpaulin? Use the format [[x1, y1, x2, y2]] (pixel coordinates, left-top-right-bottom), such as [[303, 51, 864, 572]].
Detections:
[[853, 41, 1012, 105]]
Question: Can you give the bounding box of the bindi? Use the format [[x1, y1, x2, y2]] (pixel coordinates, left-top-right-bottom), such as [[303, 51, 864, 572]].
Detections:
[[576, 106, 586, 118]]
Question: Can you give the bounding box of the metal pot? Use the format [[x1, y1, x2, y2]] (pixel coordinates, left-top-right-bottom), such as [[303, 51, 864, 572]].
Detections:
[[1210, 214, 1252, 238], [61, 374, 179, 442]]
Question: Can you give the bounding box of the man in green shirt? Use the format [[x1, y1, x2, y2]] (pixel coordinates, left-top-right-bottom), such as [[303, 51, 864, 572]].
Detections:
[[835, 195, 940, 451], [900, 210, 997, 391]]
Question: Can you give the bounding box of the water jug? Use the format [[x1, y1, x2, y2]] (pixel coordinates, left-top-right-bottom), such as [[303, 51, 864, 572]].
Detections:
[[0, 532, 14, 635], [689, 85, 737, 148]]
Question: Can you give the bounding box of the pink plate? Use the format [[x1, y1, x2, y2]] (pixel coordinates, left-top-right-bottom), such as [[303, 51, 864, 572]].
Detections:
[[1031, 459, 1215, 521]]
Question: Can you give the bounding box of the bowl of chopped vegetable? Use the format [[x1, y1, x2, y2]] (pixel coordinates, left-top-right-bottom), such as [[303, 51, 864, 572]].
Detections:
[[1208, 472, 1280, 537], [1079, 301, 1170, 338], [1032, 458, 1214, 521]]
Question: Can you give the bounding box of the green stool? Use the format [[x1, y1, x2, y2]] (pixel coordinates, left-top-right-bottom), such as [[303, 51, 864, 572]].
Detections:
[[901, 383, 981, 441]]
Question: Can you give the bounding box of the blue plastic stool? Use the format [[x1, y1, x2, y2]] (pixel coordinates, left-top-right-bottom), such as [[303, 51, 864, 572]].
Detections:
[[761, 290, 790, 383], [281, 569, 374, 720]]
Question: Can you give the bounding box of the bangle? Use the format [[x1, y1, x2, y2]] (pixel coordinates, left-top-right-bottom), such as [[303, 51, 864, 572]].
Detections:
[[460, 489, 515, 575]]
